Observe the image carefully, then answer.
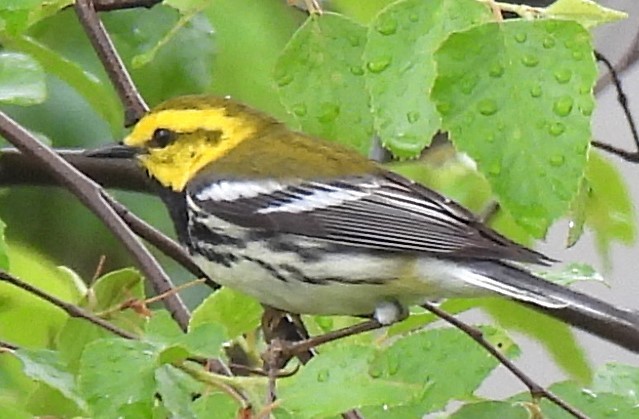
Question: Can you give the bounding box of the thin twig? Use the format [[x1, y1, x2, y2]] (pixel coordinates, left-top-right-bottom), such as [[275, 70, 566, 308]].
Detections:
[[0, 112, 191, 330], [74, 0, 148, 125], [0, 148, 150, 191], [102, 192, 213, 284], [93, 0, 162, 11], [592, 51, 639, 163], [0, 270, 136, 339], [420, 302, 586, 419]]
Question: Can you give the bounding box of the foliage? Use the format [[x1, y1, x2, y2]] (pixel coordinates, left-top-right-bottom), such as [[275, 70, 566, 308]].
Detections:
[[0, 0, 637, 417]]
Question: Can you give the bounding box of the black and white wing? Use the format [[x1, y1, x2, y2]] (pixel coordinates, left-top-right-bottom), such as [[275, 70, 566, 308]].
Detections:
[[186, 170, 551, 265]]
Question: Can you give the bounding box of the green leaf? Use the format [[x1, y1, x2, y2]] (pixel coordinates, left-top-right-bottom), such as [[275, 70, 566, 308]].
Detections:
[[105, 5, 215, 106], [13, 349, 87, 412], [192, 392, 238, 419], [0, 401, 32, 419], [533, 381, 639, 418], [363, 326, 518, 417], [567, 176, 589, 247], [203, 0, 299, 118], [432, 20, 596, 237], [147, 310, 227, 360], [0, 0, 39, 35], [0, 51, 45, 105], [584, 151, 636, 266], [4, 35, 122, 134], [78, 338, 158, 417], [56, 319, 111, 373], [87, 268, 145, 312], [481, 299, 591, 383], [546, 0, 627, 29], [365, 0, 492, 158], [0, 0, 71, 35], [591, 363, 639, 403], [535, 262, 605, 287], [190, 287, 261, 338], [155, 365, 202, 419], [275, 13, 373, 155], [131, 7, 211, 69], [0, 244, 83, 347], [278, 345, 417, 417], [451, 401, 529, 418]]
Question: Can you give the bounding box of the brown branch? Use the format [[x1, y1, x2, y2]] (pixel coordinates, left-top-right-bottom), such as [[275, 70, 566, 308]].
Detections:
[[0, 112, 190, 330], [420, 302, 586, 419], [0, 270, 136, 339], [101, 192, 213, 284], [93, 0, 162, 11], [74, 0, 148, 125], [592, 51, 639, 163], [0, 148, 151, 192]]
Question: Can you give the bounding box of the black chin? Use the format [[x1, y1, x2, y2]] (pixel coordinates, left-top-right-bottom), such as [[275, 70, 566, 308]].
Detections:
[[83, 143, 142, 158]]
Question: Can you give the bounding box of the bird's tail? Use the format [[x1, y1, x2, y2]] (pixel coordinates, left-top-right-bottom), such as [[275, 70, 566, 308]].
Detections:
[[465, 260, 639, 353]]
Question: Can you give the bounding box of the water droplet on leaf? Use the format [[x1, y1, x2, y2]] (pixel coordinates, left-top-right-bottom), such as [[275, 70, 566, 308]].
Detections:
[[277, 73, 294, 87], [406, 111, 420, 123], [521, 54, 539, 67], [530, 85, 542, 97], [488, 162, 501, 175], [548, 121, 566, 136], [292, 103, 307, 117], [554, 69, 572, 84], [477, 99, 498, 116], [543, 37, 555, 49], [489, 63, 504, 78], [553, 96, 574, 117], [549, 154, 565, 166], [438, 102, 451, 115], [376, 18, 398, 36], [460, 75, 478, 94], [579, 101, 594, 116], [367, 57, 391, 73], [514, 32, 527, 43], [350, 66, 364, 76], [572, 51, 584, 61], [317, 369, 330, 382], [348, 35, 361, 47], [318, 103, 340, 123]]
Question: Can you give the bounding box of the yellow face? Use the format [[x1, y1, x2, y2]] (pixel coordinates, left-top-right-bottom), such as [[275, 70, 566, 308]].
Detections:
[[124, 108, 256, 191]]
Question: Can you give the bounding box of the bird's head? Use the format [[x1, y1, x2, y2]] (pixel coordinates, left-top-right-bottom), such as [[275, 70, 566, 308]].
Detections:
[[90, 95, 278, 191]]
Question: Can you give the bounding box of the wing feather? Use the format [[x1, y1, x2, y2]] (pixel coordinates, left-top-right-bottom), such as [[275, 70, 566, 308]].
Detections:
[[187, 172, 551, 264]]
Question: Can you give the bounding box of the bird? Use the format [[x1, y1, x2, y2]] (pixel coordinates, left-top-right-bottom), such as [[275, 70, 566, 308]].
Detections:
[[89, 94, 639, 352]]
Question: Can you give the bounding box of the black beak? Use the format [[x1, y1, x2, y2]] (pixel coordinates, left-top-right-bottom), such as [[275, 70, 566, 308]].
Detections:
[[83, 143, 142, 159]]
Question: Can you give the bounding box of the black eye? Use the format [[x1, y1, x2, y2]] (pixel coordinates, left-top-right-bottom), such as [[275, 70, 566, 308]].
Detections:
[[149, 128, 175, 148]]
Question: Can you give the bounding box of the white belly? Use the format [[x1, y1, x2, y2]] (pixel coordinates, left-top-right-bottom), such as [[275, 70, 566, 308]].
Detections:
[[191, 243, 490, 317]]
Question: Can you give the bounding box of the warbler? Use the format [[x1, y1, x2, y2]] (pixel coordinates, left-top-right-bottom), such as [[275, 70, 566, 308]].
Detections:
[[91, 94, 639, 351]]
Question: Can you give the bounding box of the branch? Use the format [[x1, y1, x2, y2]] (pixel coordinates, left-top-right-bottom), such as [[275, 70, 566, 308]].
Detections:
[[102, 192, 213, 284], [420, 302, 586, 419], [93, 0, 162, 11], [0, 270, 136, 339], [0, 112, 191, 330], [74, 0, 148, 125], [592, 51, 639, 163], [0, 148, 151, 192]]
